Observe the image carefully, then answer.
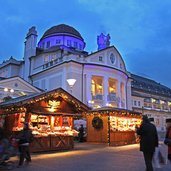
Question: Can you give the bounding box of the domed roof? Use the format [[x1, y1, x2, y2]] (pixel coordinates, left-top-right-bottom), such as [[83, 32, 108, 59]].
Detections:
[[41, 24, 84, 40]]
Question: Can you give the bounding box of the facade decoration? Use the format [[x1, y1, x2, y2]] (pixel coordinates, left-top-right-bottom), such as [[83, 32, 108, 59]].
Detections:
[[92, 116, 103, 129], [97, 33, 110, 50]]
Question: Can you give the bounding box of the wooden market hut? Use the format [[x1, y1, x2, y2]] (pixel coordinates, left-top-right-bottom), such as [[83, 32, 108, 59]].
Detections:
[[0, 88, 90, 152], [85, 107, 142, 146]]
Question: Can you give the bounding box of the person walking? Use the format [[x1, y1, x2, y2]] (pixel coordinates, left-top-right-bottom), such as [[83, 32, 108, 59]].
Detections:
[[136, 115, 158, 171], [165, 119, 171, 164], [17, 122, 33, 167], [78, 124, 84, 142]]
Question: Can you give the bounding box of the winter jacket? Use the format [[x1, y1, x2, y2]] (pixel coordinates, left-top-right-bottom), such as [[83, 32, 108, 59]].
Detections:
[[137, 121, 158, 153]]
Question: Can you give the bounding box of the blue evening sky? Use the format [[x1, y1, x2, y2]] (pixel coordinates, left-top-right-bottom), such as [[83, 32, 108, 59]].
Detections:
[[0, 0, 171, 87]]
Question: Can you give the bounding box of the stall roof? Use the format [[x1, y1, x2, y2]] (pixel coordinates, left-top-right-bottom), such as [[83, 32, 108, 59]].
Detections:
[[0, 88, 90, 113], [85, 107, 142, 115]]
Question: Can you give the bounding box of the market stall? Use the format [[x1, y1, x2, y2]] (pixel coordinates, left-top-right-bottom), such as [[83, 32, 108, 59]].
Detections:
[[85, 108, 142, 146], [0, 88, 90, 152]]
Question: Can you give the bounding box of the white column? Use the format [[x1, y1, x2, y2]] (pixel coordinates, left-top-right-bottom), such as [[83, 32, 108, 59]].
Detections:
[[123, 83, 126, 109], [86, 74, 92, 104], [117, 80, 121, 108], [103, 76, 108, 106]]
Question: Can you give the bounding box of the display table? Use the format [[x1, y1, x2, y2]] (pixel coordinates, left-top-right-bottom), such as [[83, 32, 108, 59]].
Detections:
[[30, 135, 74, 152], [109, 131, 136, 146]]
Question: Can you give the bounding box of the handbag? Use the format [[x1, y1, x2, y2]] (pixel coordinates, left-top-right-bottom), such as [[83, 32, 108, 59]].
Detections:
[[164, 138, 171, 146]]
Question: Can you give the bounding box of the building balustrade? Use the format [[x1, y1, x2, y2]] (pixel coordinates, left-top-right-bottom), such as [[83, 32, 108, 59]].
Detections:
[[121, 100, 125, 108], [92, 94, 103, 100], [107, 93, 120, 103], [143, 101, 171, 111], [42, 58, 63, 70], [153, 104, 161, 109], [161, 105, 168, 110], [144, 102, 152, 108]]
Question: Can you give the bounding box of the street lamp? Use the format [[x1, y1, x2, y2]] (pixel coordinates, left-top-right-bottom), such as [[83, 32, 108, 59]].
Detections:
[[67, 79, 76, 94]]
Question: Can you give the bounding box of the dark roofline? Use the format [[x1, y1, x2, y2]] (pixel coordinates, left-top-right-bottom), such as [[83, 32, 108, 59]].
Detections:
[[131, 73, 171, 98], [0, 57, 23, 68], [40, 24, 84, 41]]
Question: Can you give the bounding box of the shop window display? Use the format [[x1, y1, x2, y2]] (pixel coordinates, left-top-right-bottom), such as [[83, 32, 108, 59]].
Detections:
[[110, 116, 141, 131], [12, 114, 79, 137]]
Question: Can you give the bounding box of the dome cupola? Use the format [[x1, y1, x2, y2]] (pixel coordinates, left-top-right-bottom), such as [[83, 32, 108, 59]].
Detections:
[[38, 24, 86, 51]]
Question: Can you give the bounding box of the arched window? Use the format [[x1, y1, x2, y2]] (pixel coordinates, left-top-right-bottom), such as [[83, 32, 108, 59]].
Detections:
[[110, 53, 115, 64]]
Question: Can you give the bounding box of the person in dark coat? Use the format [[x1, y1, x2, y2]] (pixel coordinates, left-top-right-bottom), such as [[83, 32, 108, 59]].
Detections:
[[165, 121, 171, 163], [17, 122, 33, 167], [136, 115, 158, 171], [78, 124, 84, 142]]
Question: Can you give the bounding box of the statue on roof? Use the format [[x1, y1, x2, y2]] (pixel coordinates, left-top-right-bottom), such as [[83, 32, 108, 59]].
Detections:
[[97, 33, 110, 50]]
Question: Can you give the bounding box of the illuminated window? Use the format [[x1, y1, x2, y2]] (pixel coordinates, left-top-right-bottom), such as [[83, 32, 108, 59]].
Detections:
[[108, 78, 116, 94], [91, 80, 95, 96], [91, 76, 103, 96]]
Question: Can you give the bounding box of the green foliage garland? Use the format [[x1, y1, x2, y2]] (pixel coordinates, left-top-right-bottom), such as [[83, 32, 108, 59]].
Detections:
[[92, 116, 103, 129]]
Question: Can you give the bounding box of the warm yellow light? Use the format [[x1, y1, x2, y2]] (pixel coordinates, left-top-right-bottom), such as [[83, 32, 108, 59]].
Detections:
[[67, 79, 76, 87], [4, 88, 8, 92], [152, 98, 156, 103], [106, 103, 112, 107], [88, 100, 94, 104], [48, 100, 60, 108], [98, 85, 102, 89], [20, 92, 26, 95], [10, 89, 14, 93], [48, 107, 55, 112], [96, 105, 101, 108]]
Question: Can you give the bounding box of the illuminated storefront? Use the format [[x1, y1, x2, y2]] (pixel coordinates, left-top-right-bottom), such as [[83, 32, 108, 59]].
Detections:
[[85, 108, 142, 146], [0, 88, 90, 152]]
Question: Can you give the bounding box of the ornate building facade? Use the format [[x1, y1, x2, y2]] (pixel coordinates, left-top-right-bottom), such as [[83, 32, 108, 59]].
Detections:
[[0, 24, 132, 110]]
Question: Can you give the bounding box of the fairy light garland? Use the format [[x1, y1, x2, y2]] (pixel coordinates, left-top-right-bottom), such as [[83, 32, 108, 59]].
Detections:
[[1, 90, 86, 115]]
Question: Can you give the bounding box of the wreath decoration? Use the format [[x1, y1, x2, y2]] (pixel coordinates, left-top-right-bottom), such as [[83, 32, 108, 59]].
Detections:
[[92, 116, 103, 129]]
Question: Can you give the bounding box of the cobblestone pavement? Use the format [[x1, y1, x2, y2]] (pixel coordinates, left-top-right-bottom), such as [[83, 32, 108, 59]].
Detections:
[[4, 143, 171, 171]]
